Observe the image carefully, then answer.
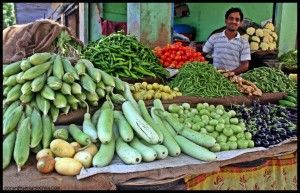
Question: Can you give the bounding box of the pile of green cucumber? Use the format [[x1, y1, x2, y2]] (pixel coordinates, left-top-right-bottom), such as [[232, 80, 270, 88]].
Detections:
[[90, 98, 218, 167], [278, 92, 297, 108]]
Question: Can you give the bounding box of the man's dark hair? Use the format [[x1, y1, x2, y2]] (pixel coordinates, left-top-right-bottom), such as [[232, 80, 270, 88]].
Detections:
[[225, 7, 244, 21]]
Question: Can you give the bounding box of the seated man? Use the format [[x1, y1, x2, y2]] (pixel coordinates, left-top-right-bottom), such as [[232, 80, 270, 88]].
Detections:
[[202, 7, 251, 75]]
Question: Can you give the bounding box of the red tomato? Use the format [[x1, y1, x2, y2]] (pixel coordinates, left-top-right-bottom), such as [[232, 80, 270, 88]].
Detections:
[[169, 63, 175, 68]]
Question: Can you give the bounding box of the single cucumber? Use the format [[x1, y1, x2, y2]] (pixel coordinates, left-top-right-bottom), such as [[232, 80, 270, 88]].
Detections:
[[174, 135, 217, 162], [283, 96, 297, 104], [116, 137, 142, 165], [153, 99, 165, 111], [97, 108, 114, 144], [129, 137, 157, 162], [140, 139, 168, 160], [278, 100, 296, 107], [162, 119, 177, 137], [92, 108, 102, 126], [92, 133, 115, 167], [83, 113, 98, 143], [160, 111, 184, 133], [148, 109, 181, 157], [112, 121, 141, 165], [122, 101, 160, 144], [123, 82, 140, 114], [114, 111, 134, 142], [179, 128, 216, 148], [138, 100, 163, 143], [69, 124, 92, 146]]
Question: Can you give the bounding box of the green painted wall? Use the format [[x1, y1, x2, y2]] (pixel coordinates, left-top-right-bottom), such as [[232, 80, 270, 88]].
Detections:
[[103, 3, 127, 22], [88, 3, 126, 41], [174, 3, 274, 41], [89, 3, 101, 42], [277, 3, 297, 56], [140, 3, 172, 48]]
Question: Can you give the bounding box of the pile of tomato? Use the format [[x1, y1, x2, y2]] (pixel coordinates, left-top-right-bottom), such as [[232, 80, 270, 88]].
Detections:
[[153, 42, 206, 69]]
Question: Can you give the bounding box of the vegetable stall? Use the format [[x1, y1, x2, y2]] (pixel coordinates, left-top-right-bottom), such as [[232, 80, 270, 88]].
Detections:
[[3, 19, 297, 190]]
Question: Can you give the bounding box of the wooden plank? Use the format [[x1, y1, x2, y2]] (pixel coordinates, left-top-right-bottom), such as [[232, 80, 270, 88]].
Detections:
[[54, 92, 287, 126]]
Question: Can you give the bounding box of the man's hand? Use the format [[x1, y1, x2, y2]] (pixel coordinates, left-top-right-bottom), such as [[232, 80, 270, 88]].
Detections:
[[231, 61, 249, 75]]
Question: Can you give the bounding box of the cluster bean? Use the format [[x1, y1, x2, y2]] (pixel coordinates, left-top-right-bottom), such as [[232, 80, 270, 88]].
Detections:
[[168, 62, 241, 97]]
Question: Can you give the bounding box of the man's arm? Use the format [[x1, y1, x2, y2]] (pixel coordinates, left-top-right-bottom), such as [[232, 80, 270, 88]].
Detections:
[[231, 61, 249, 75], [202, 36, 214, 55], [232, 39, 251, 75]]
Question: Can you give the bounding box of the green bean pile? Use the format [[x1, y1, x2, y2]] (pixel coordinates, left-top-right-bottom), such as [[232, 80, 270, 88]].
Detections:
[[242, 67, 297, 93], [81, 31, 169, 79], [168, 62, 241, 97]]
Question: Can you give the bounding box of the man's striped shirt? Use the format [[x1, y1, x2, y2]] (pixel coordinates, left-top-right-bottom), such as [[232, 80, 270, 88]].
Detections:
[[203, 30, 251, 71]]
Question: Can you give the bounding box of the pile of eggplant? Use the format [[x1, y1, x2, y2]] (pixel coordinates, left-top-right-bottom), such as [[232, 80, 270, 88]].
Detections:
[[229, 101, 297, 148]]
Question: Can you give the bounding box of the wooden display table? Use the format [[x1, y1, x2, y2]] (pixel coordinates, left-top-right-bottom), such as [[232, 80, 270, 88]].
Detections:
[[3, 141, 297, 190], [55, 92, 287, 125]]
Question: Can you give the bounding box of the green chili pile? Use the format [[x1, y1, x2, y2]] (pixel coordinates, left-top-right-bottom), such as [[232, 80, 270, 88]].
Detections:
[[242, 67, 297, 93], [81, 31, 169, 79], [168, 62, 241, 97]]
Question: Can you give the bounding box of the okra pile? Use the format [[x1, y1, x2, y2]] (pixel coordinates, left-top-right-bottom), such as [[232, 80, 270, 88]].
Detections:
[[3, 52, 128, 171], [81, 31, 169, 79]]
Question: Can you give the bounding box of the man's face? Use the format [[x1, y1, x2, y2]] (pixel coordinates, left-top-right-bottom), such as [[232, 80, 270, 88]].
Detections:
[[225, 12, 241, 32]]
